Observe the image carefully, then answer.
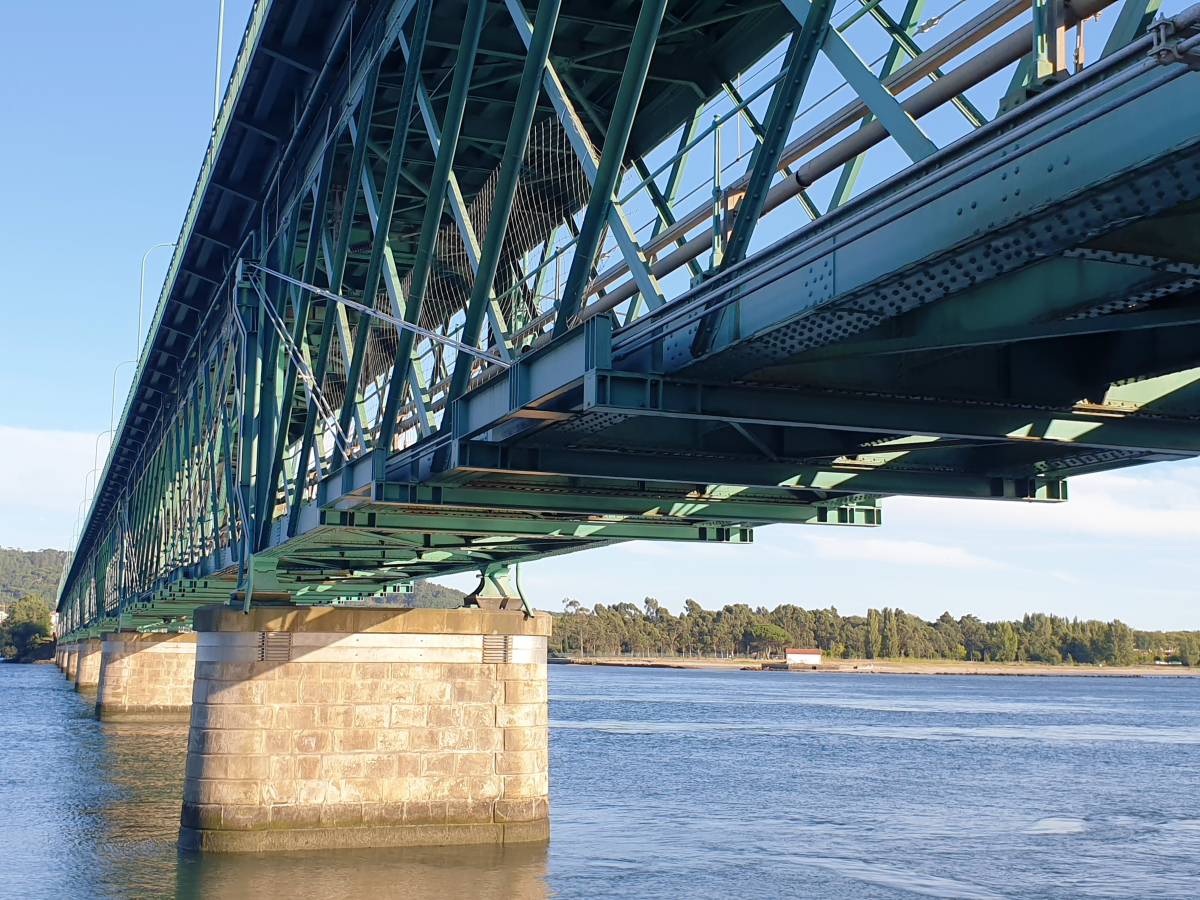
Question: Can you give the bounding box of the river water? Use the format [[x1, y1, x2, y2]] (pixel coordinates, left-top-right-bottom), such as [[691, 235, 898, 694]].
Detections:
[[1, 662, 1197, 899]]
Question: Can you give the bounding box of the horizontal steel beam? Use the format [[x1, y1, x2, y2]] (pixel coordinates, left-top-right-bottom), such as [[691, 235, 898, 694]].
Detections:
[[319, 507, 756, 542], [782, 302, 1200, 361], [373, 479, 880, 524], [444, 438, 1068, 501], [582, 372, 1200, 457]]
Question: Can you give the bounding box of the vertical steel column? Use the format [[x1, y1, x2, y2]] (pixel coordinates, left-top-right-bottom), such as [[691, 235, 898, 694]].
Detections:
[[552, 0, 669, 337], [1033, 0, 1068, 81], [256, 142, 335, 551], [710, 116, 723, 270], [289, 0, 434, 531], [235, 273, 261, 565], [252, 210, 302, 550], [332, 60, 382, 295], [720, 0, 835, 269], [374, 0, 487, 459], [328, 38, 422, 475], [204, 357, 223, 551], [443, 0, 563, 409]]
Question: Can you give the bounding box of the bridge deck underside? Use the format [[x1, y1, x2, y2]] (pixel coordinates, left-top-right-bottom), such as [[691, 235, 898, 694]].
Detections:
[[58, 0, 1200, 636]]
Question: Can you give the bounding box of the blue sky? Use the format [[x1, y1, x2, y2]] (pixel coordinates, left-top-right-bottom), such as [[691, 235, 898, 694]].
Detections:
[[0, 1, 255, 436], [2, 2, 1197, 630]]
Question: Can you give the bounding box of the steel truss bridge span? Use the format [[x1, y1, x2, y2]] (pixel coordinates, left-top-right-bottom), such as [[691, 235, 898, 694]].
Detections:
[[59, 0, 1200, 637]]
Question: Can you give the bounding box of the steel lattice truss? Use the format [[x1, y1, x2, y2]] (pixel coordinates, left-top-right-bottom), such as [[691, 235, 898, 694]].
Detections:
[[59, 0, 1200, 636]]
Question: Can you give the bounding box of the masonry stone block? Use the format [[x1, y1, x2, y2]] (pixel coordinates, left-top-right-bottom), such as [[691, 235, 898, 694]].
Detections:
[[178, 605, 550, 852], [71, 639, 101, 692], [64, 644, 79, 681], [96, 632, 197, 719]]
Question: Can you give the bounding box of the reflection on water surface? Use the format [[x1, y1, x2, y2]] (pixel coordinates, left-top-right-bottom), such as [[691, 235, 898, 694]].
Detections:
[[3, 663, 1198, 899], [175, 844, 548, 900]]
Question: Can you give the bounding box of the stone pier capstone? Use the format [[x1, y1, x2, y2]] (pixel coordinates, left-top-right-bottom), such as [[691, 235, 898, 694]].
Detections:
[[179, 605, 550, 852], [74, 639, 102, 693], [97, 632, 198, 719]]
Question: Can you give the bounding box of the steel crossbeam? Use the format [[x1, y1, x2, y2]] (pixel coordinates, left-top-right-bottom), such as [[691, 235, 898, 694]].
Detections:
[[553, 0, 669, 334], [782, 0, 937, 161], [378, 0, 487, 458], [504, 0, 667, 313], [443, 0, 562, 408]]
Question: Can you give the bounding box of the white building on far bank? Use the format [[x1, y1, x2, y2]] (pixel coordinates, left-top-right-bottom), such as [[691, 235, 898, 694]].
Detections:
[[786, 648, 822, 666]]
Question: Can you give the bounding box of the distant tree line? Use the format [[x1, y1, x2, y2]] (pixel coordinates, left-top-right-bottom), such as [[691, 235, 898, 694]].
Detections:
[[549, 599, 1200, 666], [1, 595, 55, 663]]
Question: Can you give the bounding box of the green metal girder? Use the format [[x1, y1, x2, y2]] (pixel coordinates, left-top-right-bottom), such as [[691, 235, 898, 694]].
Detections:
[[376, 0, 486, 458], [374, 479, 879, 524], [327, 58, 386, 473], [60, 0, 1200, 641], [445, 0, 562, 406], [721, 0, 834, 269], [317, 508, 758, 542], [445, 438, 1067, 502], [293, 0, 435, 527], [581, 371, 1200, 458], [773, 303, 1200, 363], [552, 0, 668, 333]]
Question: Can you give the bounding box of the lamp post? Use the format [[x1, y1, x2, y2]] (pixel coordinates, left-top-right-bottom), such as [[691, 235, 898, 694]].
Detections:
[[214, 0, 226, 123], [110, 360, 135, 436], [138, 243, 177, 362], [72, 428, 114, 550], [83, 430, 114, 504], [74, 244, 172, 559], [70, 510, 84, 551]]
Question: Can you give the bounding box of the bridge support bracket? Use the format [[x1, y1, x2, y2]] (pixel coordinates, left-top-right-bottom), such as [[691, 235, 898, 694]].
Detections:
[[465, 564, 533, 617]]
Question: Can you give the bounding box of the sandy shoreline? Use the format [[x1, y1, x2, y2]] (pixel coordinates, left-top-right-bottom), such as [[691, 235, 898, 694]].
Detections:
[[553, 656, 1197, 677]]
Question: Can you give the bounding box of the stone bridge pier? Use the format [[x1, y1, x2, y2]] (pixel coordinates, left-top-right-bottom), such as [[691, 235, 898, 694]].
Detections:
[[73, 639, 102, 693], [63, 643, 80, 682], [178, 605, 550, 852], [96, 631, 198, 719]]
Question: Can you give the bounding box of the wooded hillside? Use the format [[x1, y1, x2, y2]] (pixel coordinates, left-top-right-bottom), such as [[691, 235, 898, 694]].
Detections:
[[0, 548, 68, 610]]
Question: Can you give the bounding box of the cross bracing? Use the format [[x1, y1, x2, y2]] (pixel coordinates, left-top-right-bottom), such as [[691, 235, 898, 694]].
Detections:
[[58, 0, 1200, 638]]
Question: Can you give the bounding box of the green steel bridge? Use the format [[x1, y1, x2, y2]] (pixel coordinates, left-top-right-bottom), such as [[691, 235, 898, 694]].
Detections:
[[58, 0, 1200, 637]]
